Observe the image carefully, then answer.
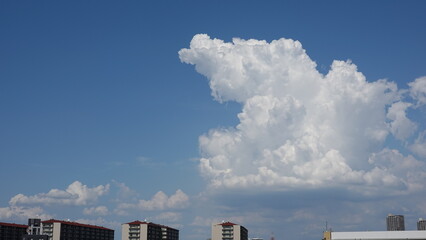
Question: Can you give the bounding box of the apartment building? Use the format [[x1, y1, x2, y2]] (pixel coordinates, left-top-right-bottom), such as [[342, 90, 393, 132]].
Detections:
[[41, 219, 114, 240], [212, 222, 248, 240], [0, 221, 28, 240], [122, 220, 179, 240]]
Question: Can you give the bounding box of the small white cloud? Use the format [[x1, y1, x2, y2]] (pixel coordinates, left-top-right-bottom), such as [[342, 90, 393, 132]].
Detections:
[[154, 212, 181, 222], [191, 216, 217, 226], [409, 130, 426, 158], [409, 76, 426, 107], [112, 180, 137, 201], [83, 206, 109, 216], [9, 181, 110, 206], [118, 189, 189, 212]]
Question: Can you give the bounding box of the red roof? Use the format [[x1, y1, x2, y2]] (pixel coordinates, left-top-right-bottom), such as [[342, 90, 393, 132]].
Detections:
[[42, 219, 113, 231], [0, 221, 28, 228], [126, 220, 150, 225], [219, 221, 237, 226], [126, 220, 178, 231]]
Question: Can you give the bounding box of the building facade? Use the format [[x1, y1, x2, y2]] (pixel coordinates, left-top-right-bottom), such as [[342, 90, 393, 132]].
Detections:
[[42, 219, 114, 240], [122, 220, 179, 240], [0, 221, 28, 240], [387, 214, 405, 231], [23, 218, 49, 240], [212, 222, 248, 240], [418, 218, 426, 230]]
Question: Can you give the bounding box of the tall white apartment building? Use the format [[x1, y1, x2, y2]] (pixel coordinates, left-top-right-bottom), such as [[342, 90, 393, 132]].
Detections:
[[121, 220, 179, 240], [212, 222, 248, 240]]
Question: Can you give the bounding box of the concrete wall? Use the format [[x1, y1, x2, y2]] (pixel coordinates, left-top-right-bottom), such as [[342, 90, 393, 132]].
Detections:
[[328, 230, 426, 240]]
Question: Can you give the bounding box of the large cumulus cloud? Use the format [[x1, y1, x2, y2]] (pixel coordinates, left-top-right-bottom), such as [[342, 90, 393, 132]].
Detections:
[[179, 34, 426, 195]]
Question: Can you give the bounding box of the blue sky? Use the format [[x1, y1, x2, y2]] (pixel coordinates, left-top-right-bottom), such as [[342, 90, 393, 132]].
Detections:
[[1, 1, 426, 240]]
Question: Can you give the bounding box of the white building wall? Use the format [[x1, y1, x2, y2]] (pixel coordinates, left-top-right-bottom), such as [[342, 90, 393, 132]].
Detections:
[[234, 225, 241, 240], [141, 224, 148, 240], [331, 231, 426, 240], [212, 224, 223, 240], [122, 224, 130, 240], [52, 222, 61, 240]]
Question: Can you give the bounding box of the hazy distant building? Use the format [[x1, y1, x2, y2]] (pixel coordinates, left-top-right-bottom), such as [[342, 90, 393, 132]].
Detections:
[[418, 218, 426, 230], [323, 230, 426, 240], [121, 220, 179, 240], [387, 214, 405, 231], [42, 219, 114, 240], [212, 222, 248, 240], [0, 221, 28, 240]]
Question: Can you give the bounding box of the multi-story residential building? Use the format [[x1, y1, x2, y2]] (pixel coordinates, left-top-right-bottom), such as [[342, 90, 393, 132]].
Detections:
[[0, 221, 28, 240], [23, 218, 48, 240], [122, 220, 179, 240], [212, 222, 248, 240], [418, 218, 426, 230], [41, 219, 114, 240], [387, 214, 405, 231], [161, 225, 179, 240]]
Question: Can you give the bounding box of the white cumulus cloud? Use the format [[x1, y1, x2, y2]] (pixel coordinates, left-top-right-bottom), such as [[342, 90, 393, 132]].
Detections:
[[409, 76, 426, 107], [0, 206, 52, 220], [118, 189, 189, 211], [83, 206, 109, 216], [179, 34, 426, 195], [9, 181, 110, 206], [410, 130, 426, 158]]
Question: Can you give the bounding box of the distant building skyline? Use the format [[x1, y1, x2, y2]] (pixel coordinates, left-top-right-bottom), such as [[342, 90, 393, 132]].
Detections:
[[418, 218, 426, 231], [387, 214, 405, 231]]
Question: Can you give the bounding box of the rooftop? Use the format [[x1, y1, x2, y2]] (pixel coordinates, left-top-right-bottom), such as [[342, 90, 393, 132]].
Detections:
[[125, 220, 178, 231], [0, 221, 28, 228], [42, 219, 113, 231]]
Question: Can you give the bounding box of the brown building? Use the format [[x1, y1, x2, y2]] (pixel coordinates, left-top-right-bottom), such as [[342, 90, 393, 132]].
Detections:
[[0, 221, 28, 240]]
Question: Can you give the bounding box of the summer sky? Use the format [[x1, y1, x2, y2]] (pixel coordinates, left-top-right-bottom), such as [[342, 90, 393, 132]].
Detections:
[[1, 1, 426, 240]]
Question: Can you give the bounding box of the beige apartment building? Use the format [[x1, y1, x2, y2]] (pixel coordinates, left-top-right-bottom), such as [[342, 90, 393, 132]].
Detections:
[[121, 220, 179, 240], [212, 222, 248, 240]]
